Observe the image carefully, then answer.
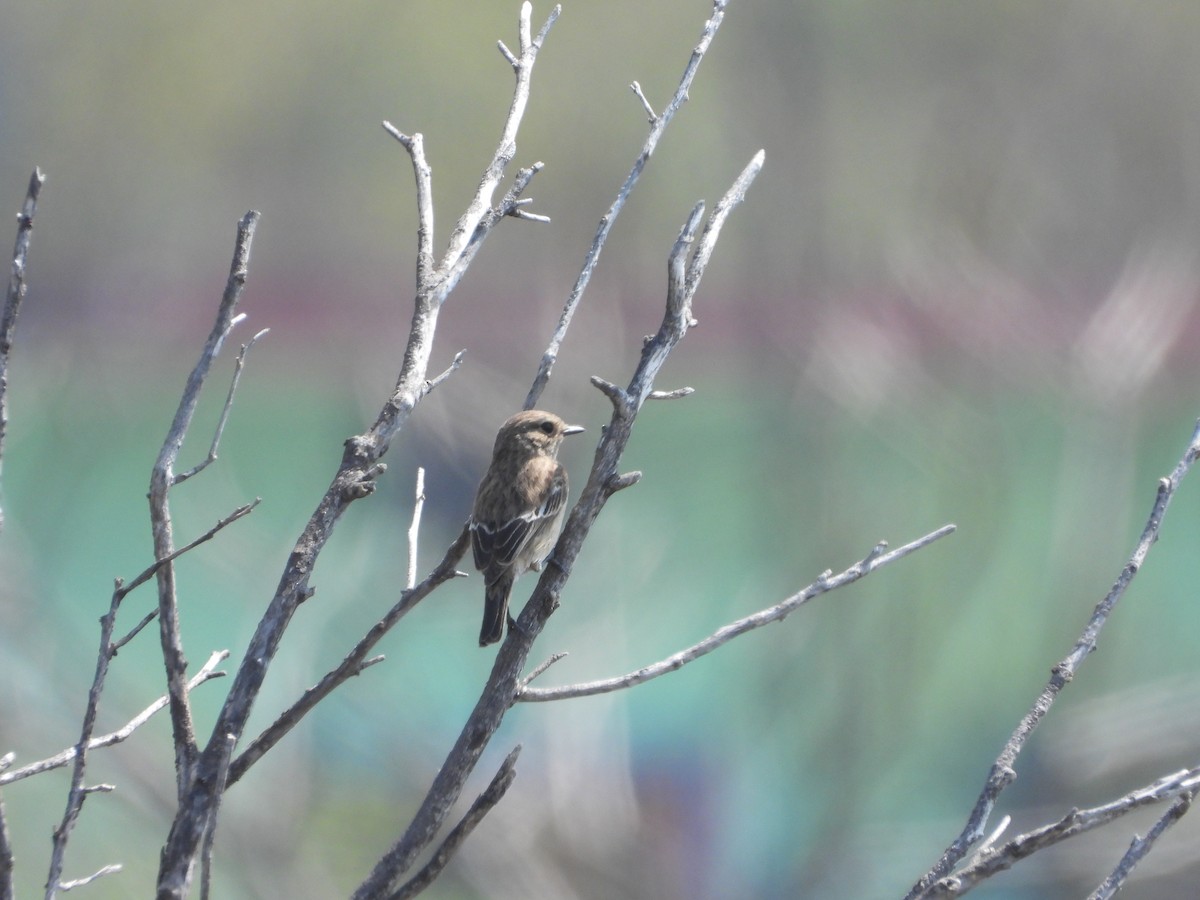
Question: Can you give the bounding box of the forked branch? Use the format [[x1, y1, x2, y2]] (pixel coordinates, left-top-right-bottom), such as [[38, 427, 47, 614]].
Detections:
[[906, 418, 1200, 898]]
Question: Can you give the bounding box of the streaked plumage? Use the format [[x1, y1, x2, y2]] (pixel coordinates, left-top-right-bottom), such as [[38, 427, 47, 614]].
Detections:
[[470, 410, 584, 646]]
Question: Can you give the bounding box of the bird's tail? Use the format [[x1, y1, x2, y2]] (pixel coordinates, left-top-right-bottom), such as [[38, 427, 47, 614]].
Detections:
[[479, 572, 514, 646]]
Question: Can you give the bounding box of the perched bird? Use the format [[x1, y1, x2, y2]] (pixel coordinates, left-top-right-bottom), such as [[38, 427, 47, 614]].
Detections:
[[469, 410, 585, 646]]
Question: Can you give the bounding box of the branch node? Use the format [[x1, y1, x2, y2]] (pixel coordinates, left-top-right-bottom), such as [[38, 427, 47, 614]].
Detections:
[[590, 375, 632, 415], [607, 471, 643, 494], [382, 121, 414, 148], [518, 652, 569, 692], [862, 541, 889, 568]]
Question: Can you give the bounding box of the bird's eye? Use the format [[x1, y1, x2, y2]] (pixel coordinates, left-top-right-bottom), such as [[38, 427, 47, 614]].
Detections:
[[539, 420, 555, 434]]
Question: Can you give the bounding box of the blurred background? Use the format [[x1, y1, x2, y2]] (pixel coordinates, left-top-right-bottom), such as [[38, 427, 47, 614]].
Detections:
[[3, 1, 1200, 897]]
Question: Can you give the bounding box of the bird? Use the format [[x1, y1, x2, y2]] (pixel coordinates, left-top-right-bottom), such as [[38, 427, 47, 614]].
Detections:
[[469, 410, 585, 646]]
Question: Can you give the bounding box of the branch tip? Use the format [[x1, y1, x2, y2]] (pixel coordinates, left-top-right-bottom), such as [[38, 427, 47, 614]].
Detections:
[[497, 40, 519, 69], [647, 386, 694, 400], [630, 81, 657, 122]]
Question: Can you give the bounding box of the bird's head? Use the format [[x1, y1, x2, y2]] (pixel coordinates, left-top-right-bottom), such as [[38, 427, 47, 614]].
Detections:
[[494, 409, 585, 458]]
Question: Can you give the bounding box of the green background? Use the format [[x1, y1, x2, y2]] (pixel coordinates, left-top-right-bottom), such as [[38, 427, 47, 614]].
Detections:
[[4, 1, 1200, 898]]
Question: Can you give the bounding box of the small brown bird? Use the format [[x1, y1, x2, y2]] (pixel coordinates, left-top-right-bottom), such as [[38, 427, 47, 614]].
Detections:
[[469, 410, 585, 646]]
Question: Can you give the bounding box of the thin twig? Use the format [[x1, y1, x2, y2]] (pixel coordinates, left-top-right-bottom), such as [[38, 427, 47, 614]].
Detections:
[[44, 585, 221, 896], [926, 766, 1200, 896], [226, 527, 470, 788], [149, 211, 259, 802], [1, 652, 228, 787], [1088, 790, 1197, 900], [111, 501, 260, 651], [45, 570, 133, 899], [422, 349, 465, 399], [518, 526, 955, 702], [0, 760, 13, 900], [57, 864, 122, 892], [0, 167, 45, 533], [387, 747, 522, 900], [524, 0, 729, 409], [382, 125, 435, 292], [175, 328, 269, 485], [517, 652, 568, 690], [905, 418, 1200, 899], [407, 468, 426, 590], [438, 1, 560, 298], [647, 387, 694, 400], [630, 81, 657, 122]]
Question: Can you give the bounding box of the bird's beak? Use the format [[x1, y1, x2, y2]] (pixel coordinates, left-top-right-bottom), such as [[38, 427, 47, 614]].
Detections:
[[563, 424, 586, 436]]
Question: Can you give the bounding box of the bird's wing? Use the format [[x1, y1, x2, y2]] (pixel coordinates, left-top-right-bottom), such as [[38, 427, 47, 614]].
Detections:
[[471, 470, 568, 571]]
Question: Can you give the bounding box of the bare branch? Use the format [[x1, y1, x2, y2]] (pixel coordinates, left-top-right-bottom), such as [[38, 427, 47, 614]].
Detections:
[[57, 864, 122, 893], [46, 579, 133, 897], [149, 211, 259, 801], [120, 499, 261, 602], [497, 163, 547, 221], [199, 734, 236, 900], [1, 652, 228, 787], [0, 761, 13, 900], [421, 349, 465, 399], [525, 0, 729, 409], [1088, 790, 1197, 900], [630, 81, 657, 123], [438, 2, 560, 297], [906, 418, 1200, 899], [517, 526, 955, 702], [497, 39, 519, 69], [406, 467, 425, 590], [175, 328, 269, 485], [382, 125, 434, 291], [647, 387, 694, 400], [518, 652, 568, 690], [387, 747, 522, 900], [0, 167, 45, 533], [927, 766, 1200, 896], [225, 527, 470, 788]]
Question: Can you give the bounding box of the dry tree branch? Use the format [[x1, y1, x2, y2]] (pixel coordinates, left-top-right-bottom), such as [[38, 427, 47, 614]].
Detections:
[[45, 550, 231, 900], [175, 328, 270, 486], [56, 863, 122, 893], [352, 146, 764, 900], [407, 467, 426, 590], [0, 755, 13, 900], [906, 418, 1200, 899], [387, 747, 522, 900], [198, 734, 236, 900], [224, 528, 470, 788], [524, 0, 729, 409], [149, 211, 260, 801], [1088, 789, 1198, 900], [517, 526, 955, 702], [925, 766, 1200, 896], [156, 9, 556, 894], [0, 652, 228, 788], [0, 167, 44, 533], [111, 502, 260, 653]]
